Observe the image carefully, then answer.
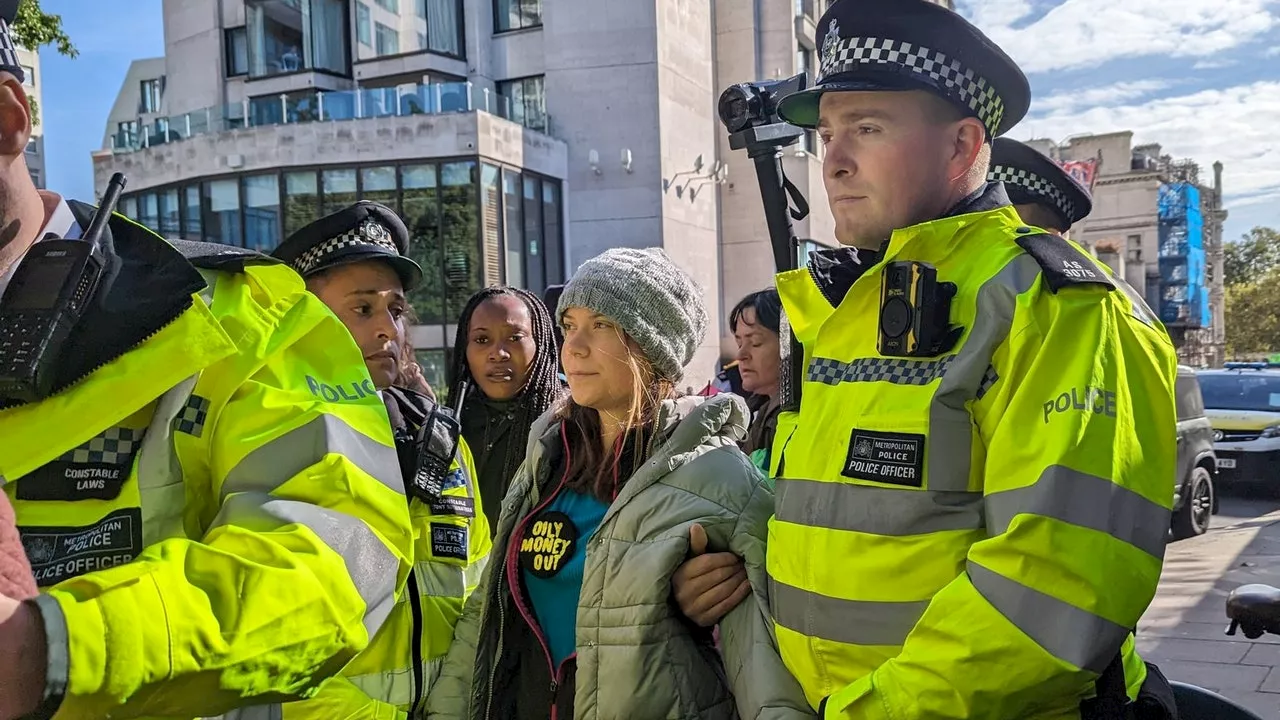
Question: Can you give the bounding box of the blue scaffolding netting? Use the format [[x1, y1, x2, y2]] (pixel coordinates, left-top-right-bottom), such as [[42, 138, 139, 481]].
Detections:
[[1157, 183, 1210, 327]]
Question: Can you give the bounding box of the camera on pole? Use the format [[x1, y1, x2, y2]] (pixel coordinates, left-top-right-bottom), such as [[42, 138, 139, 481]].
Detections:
[[717, 74, 811, 274]]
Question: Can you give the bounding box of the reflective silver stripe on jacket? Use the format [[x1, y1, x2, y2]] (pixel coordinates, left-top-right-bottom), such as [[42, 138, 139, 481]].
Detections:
[[968, 561, 1131, 674], [769, 577, 927, 647]]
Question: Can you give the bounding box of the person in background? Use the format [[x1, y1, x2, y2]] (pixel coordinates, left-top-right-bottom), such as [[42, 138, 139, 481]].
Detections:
[[729, 289, 783, 474], [272, 201, 490, 718], [448, 287, 562, 535], [428, 248, 812, 720], [989, 136, 1094, 237]]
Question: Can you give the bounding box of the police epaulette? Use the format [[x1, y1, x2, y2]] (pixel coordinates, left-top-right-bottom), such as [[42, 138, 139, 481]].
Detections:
[[169, 239, 282, 272], [1013, 229, 1115, 294]]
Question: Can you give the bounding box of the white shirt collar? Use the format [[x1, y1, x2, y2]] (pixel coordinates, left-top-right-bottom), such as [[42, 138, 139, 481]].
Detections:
[[0, 192, 83, 300]]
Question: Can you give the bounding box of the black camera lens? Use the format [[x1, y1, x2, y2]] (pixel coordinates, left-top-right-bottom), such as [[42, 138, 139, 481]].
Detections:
[[718, 84, 760, 133], [881, 297, 911, 338]]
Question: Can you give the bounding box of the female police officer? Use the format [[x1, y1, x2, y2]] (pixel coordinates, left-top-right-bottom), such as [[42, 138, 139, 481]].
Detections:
[[273, 201, 491, 718]]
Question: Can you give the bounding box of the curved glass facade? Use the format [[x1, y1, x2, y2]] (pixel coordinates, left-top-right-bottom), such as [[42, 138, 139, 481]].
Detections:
[[119, 158, 565, 392]]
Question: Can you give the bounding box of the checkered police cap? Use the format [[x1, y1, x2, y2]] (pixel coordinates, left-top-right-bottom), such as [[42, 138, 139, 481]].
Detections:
[[776, 0, 1030, 138], [293, 220, 399, 276], [820, 33, 1006, 138], [271, 200, 423, 290], [989, 164, 1076, 226]]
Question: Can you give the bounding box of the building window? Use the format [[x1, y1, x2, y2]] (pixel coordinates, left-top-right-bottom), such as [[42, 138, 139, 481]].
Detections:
[[28, 168, 41, 188], [402, 164, 444, 321], [244, 174, 281, 251], [441, 161, 481, 318], [159, 188, 181, 236], [542, 180, 562, 286], [246, 0, 349, 78], [522, 175, 544, 293], [414, 349, 449, 398], [183, 185, 202, 237], [356, 0, 461, 60], [139, 78, 163, 114], [204, 179, 243, 246], [374, 21, 400, 55], [120, 197, 137, 222], [116, 120, 139, 148], [502, 170, 524, 287], [497, 75, 546, 132], [322, 168, 358, 214], [495, 0, 541, 32], [375, 0, 399, 12], [356, 2, 372, 46], [361, 166, 398, 208], [283, 171, 319, 237], [480, 163, 502, 285], [226, 27, 249, 76], [20, 64, 33, 87], [139, 193, 159, 231], [24, 137, 36, 156]]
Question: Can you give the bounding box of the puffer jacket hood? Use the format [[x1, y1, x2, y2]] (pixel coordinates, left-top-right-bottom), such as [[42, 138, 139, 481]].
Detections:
[[430, 391, 814, 720]]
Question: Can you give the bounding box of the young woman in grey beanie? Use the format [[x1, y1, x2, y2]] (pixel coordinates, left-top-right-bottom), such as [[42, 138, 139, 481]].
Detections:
[[429, 247, 813, 720]]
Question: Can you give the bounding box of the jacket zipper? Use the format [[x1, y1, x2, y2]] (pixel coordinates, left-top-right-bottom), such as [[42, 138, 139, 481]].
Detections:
[[549, 653, 577, 720], [807, 262, 839, 309], [406, 567, 425, 716], [504, 424, 574, 717]]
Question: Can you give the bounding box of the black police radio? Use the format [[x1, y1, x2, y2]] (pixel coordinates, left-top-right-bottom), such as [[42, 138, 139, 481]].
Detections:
[[0, 172, 128, 402], [878, 260, 964, 358]]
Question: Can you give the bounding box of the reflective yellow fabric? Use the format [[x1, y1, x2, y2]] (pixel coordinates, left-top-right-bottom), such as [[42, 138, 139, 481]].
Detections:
[[2, 256, 414, 719], [769, 207, 1177, 719]]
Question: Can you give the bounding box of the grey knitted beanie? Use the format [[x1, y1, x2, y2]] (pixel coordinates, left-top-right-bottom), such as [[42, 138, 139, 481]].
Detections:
[[557, 247, 708, 382]]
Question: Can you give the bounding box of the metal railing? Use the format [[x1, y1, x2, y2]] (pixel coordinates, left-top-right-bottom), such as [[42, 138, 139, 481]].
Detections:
[[108, 81, 551, 153]]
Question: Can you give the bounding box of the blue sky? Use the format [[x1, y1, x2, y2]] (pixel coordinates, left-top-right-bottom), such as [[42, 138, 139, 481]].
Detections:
[[41, 0, 164, 202], [40, 0, 1280, 242]]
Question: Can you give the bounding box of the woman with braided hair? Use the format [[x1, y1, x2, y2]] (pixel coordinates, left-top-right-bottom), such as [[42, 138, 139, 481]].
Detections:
[[449, 286, 564, 536]]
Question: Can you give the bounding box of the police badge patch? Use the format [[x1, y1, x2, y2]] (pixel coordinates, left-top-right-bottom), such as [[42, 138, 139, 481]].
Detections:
[[820, 18, 842, 79]]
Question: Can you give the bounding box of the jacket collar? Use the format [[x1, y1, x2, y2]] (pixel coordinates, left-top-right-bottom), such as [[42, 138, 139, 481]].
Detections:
[[1, 205, 207, 408], [805, 181, 1014, 308]]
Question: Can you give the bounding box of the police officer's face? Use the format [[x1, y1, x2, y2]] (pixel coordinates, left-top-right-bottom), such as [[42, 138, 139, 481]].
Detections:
[[308, 261, 407, 390], [818, 91, 978, 249], [1013, 203, 1069, 235], [466, 295, 537, 401]]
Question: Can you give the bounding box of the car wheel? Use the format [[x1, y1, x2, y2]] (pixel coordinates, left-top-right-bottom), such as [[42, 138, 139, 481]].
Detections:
[[1172, 466, 1214, 540]]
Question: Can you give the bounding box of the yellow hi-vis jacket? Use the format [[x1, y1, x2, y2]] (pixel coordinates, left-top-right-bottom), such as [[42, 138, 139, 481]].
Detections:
[[0, 223, 414, 719], [768, 198, 1177, 720], [286, 436, 491, 719]]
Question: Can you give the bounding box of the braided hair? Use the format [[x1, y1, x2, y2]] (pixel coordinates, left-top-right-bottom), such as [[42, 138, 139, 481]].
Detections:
[[447, 286, 562, 486]]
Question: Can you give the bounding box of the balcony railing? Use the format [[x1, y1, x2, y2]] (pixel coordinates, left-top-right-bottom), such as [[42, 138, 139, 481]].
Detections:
[[108, 81, 549, 153]]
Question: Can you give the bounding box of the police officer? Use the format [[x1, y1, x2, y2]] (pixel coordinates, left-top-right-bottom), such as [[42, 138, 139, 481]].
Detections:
[[990, 136, 1094, 235], [676, 1, 1179, 718], [0, 6, 413, 720], [271, 201, 491, 718]]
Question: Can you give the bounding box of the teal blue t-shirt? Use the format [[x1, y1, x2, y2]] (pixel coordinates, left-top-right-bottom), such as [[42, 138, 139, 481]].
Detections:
[[519, 488, 610, 666]]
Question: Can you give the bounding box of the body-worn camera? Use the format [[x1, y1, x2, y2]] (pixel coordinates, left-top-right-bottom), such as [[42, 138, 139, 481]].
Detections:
[[878, 261, 964, 358]]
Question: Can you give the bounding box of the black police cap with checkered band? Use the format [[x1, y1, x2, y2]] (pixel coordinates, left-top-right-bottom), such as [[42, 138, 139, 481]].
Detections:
[[989, 137, 1093, 229], [272, 200, 423, 291], [0, 0, 25, 84], [776, 0, 1030, 139]]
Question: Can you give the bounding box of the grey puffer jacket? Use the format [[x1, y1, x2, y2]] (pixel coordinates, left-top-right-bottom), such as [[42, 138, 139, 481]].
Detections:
[[427, 393, 814, 720]]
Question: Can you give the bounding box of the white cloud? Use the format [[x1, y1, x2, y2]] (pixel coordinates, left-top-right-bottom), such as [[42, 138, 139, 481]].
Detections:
[[1013, 81, 1280, 215], [1031, 80, 1175, 115], [961, 0, 1279, 74]]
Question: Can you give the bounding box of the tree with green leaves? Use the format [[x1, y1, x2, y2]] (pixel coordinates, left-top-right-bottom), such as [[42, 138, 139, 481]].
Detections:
[[9, 0, 77, 125], [1225, 267, 1280, 356], [1224, 226, 1280, 287]]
